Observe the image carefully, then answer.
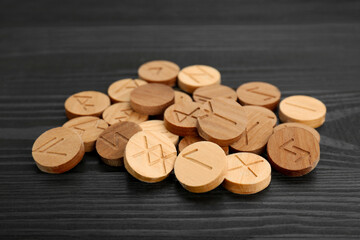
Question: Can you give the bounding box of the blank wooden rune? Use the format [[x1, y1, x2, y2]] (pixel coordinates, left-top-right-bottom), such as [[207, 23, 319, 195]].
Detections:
[[223, 152, 271, 194], [102, 102, 148, 125], [193, 85, 237, 103], [197, 98, 247, 146], [178, 65, 221, 93], [279, 95, 327, 128], [139, 120, 179, 145], [230, 106, 275, 154], [130, 83, 175, 115], [64, 91, 111, 119], [32, 127, 85, 174], [164, 101, 201, 136], [63, 116, 108, 152], [267, 127, 320, 177], [236, 82, 281, 110], [124, 131, 177, 183], [274, 123, 320, 143], [138, 60, 180, 86], [175, 141, 227, 193], [178, 136, 229, 155], [174, 90, 193, 103], [96, 121, 142, 167], [107, 78, 147, 103]]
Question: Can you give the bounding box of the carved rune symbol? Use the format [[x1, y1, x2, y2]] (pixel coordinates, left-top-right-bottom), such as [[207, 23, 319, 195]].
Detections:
[[228, 155, 263, 177], [243, 121, 260, 145], [115, 80, 141, 94], [174, 107, 200, 122], [199, 101, 237, 125], [182, 66, 214, 84], [74, 95, 94, 111], [100, 132, 129, 149], [182, 149, 212, 170], [148, 67, 162, 75], [284, 102, 317, 112], [132, 136, 176, 173], [68, 119, 106, 136], [114, 108, 135, 122], [32, 137, 67, 156], [280, 138, 311, 164], [246, 87, 276, 101]]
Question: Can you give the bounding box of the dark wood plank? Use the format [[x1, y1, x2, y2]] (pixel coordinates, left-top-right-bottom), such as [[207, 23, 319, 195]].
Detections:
[[0, 1, 359, 239]]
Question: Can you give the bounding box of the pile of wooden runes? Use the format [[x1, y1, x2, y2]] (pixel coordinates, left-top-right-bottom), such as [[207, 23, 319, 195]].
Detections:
[[32, 60, 326, 194]]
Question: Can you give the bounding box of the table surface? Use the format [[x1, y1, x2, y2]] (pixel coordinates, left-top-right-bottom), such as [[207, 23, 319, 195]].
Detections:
[[1, 1, 360, 239]]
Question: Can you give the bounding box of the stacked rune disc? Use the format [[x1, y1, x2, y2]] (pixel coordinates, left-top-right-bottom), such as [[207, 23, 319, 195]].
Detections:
[[32, 60, 326, 194]]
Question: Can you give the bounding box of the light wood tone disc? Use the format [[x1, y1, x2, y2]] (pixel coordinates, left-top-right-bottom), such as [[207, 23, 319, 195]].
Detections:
[[175, 141, 227, 193], [102, 102, 148, 126], [178, 136, 229, 155], [107, 78, 147, 103], [32, 127, 85, 174], [197, 98, 247, 146], [236, 82, 281, 110], [279, 95, 326, 128], [96, 121, 142, 167], [223, 152, 271, 194], [138, 60, 180, 86], [267, 127, 320, 176], [64, 91, 111, 119], [139, 120, 179, 145], [193, 85, 237, 103], [63, 116, 108, 152], [178, 65, 221, 93], [124, 131, 177, 183]]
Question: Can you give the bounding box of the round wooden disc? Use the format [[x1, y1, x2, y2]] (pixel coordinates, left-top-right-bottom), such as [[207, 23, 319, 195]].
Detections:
[[96, 121, 142, 167], [174, 90, 193, 103], [107, 78, 147, 103], [279, 95, 326, 128], [130, 83, 175, 115], [243, 105, 277, 127], [63, 116, 108, 152], [138, 60, 180, 86], [32, 127, 85, 174], [178, 136, 229, 155], [124, 131, 177, 183], [223, 152, 271, 194], [164, 101, 201, 136], [197, 98, 247, 146], [102, 102, 148, 126], [267, 127, 320, 177], [175, 141, 227, 193], [236, 82, 281, 110], [139, 120, 179, 145], [178, 65, 221, 93], [64, 91, 111, 119], [193, 85, 237, 103], [230, 106, 275, 154], [274, 123, 320, 143]]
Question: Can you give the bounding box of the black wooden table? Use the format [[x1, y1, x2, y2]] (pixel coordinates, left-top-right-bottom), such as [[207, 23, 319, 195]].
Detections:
[[1, 1, 360, 239]]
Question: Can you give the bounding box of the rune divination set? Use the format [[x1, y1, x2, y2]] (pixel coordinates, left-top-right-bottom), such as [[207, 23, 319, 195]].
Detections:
[[32, 60, 326, 194]]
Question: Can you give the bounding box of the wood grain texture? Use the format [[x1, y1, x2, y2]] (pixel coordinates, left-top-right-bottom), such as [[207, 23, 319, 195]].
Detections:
[[0, 0, 360, 238]]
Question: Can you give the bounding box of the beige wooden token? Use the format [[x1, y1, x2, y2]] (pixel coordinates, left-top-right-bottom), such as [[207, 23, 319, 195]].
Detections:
[[164, 101, 201, 136], [197, 98, 247, 146], [138, 60, 180, 86], [230, 106, 275, 154], [223, 152, 271, 194], [267, 127, 320, 176], [32, 127, 85, 174], [107, 78, 147, 103], [64, 91, 111, 119], [279, 95, 326, 128], [96, 122, 142, 167], [124, 131, 177, 183], [274, 123, 320, 143], [174, 90, 193, 103], [178, 65, 221, 93], [175, 141, 227, 193], [130, 83, 175, 115], [178, 136, 229, 155], [193, 85, 237, 103], [63, 116, 108, 152], [139, 120, 179, 145], [244, 105, 277, 127], [102, 102, 148, 126], [236, 82, 281, 110]]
